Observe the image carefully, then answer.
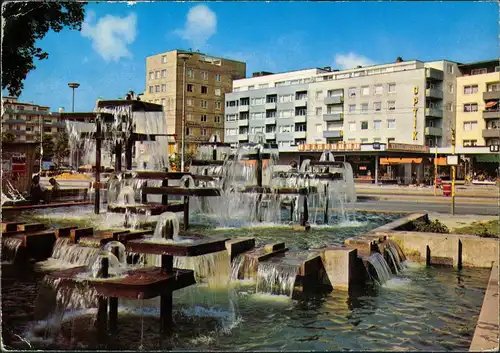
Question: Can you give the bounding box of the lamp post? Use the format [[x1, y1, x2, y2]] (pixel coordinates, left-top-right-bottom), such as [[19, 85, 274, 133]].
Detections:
[[68, 82, 80, 112], [178, 53, 191, 172], [451, 128, 456, 215]]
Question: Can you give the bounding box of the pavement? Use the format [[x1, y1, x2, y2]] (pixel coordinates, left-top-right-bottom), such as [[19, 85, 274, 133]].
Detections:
[[355, 183, 498, 199]]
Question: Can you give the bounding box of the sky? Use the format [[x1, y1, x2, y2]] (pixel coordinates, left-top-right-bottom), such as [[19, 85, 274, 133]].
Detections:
[[10, 1, 500, 112]]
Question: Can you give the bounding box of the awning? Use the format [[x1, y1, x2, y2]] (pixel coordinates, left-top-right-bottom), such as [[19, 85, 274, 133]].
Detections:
[[432, 157, 448, 166], [380, 158, 423, 165], [485, 101, 498, 108], [475, 154, 500, 163]]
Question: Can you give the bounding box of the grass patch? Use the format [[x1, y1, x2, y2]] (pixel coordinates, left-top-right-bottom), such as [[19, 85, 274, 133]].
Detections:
[[452, 220, 499, 238]]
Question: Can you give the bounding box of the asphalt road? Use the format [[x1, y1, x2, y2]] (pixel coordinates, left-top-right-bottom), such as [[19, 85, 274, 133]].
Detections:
[[355, 198, 500, 216]]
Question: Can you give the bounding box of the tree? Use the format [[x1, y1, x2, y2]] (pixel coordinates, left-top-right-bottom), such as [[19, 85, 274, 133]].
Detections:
[[54, 131, 69, 165], [2, 131, 16, 142], [35, 134, 56, 161], [2, 1, 87, 97], [169, 151, 196, 171]]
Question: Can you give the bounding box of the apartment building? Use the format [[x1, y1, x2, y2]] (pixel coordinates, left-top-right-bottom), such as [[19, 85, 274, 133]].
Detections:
[[455, 60, 500, 148], [142, 50, 246, 152], [1, 96, 64, 142], [224, 60, 459, 152]]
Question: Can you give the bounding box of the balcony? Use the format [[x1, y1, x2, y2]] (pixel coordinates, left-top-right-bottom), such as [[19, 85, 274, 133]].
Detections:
[[425, 108, 443, 118], [323, 113, 344, 122], [265, 117, 276, 124], [238, 133, 248, 140], [483, 91, 500, 100], [295, 115, 306, 123], [238, 119, 248, 126], [323, 130, 343, 138], [5, 119, 26, 124], [483, 110, 500, 119], [424, 126, 443, 136], [294, 98, 307, 107], [425, 68, 444, 81], [324, 96, 344, 105], [294, 131, 306, 139], [238, 105, 249, 113], [425, 88, 443, 99], [265, 132, 276, 140], [482, 129, 500, 139], [265, 102, 276, 110]]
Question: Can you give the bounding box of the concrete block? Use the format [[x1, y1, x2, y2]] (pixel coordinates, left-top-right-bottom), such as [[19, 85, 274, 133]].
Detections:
[[369, 212, 428, 234], [460, 236, 499, 268], [225, 237, 255, 261], [344, 237, 376, 257], [17, 223, 45, 232], [321, 247, 359, 290], [55, 226, 79, 237], [70, 227, 94, 244], [265, 242, 285, 253], [2, 222, 24, 233]]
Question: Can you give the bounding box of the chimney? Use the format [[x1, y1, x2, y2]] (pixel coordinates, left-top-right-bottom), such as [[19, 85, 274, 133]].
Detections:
[[395, 57, 403, 63]]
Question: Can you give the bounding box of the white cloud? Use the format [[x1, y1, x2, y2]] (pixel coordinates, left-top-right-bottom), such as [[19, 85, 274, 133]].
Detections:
[[81, 10, 137, 62], [174, 5, 217, 49], [334, 52, 376, 69]]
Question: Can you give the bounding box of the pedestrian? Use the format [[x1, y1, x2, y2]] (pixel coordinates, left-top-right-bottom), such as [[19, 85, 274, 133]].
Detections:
[[289, 161, 298, 173]]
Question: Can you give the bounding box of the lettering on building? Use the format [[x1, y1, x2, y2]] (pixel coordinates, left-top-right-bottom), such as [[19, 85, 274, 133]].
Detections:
[[412, 86, 419, 141], [298, 143, 361, 152]]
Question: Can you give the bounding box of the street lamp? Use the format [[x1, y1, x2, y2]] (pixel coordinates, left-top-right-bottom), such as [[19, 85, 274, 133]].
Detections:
[[68, 82, 80, 112], [178, 53, 192, 172]]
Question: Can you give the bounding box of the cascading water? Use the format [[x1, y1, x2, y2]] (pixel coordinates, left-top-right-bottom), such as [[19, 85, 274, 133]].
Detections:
[[1, 238, 23, 263], [365, 252, 393, 285], [255, 261, 300, 297], [40, 238, 100, 268]]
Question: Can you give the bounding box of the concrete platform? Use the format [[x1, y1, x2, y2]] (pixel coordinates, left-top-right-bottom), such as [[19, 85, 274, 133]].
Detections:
[[126, 236, 229, 257]]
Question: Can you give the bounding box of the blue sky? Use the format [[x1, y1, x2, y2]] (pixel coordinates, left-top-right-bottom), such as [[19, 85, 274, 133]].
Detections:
[[13, 1, 499, 112]]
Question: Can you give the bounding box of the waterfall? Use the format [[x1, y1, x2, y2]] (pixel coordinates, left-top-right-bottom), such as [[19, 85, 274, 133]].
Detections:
[[173, 250, 230, 286], [255, 261, 300, 297], [50, 238, 100, 266], [230, 253, 258, 282], [1, 238, 23, 263], [366, 253, 393, 285]]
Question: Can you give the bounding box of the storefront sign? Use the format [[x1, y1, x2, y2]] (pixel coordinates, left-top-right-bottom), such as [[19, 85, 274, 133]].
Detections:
[[489, 145, 499, 153], [11, 152, 26, 174], [298, 142, 361, 152], [388, 143, 428, 153], [412, 86, 419, 141]]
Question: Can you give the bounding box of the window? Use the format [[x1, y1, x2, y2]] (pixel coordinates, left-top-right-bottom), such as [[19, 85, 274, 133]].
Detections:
[[201, 86, 208, 94], [373, 120, 381, 130], [227, 100, 238, 107], [374, 102, 382, 112], [240, 98, 249, 106], [387, 119, 396, 129], [248, 85, 255, 90], [388, 83, 396, 93], [360, 138, 369, 143], [155, 71, 160, 79], [200, 100, 208, 108], [295, 123, 306, 132], [215, 116, 221, 123], [463, 121, 478, 131], [186, 127, 190, 136], [201, 115, 207, 122], [251, 127, 264, 134], [215, 88, 221, 96], [161, 69, 166, 78], [361, 103, 368, 113], [259, 83, 269, 89], [187, 98, 193, 106], [279, 125, 293, 133], [202, 71, 208, 80], [448, 84, 454, 94], [266, 95, 277, 103], [361, 121, 368, 130], [471, 68, 487, 75], [149, 86, 153, 93], [373, 137, 381, 142], [315, 107, 323, 116], [226, 128, 238, 136], [161, 98, 166, 106], [315, 91, 323, 99], [266, 125, 276, 133], [349, 122, 356, 131], [149, 72, 154, 80], [447, 64, 453, 74], [487, 82, 500, 92], [216, 74, 221, 82], [251, 97, 265, 105], [155, 85, 160, 93], [278, 109, 293, 118], [348, 104, 356, 113], [361, 86, 369, 96], [374, 85, 383, 95], [162, 55, 167, 64], [463, 103, 478, 112], [463, 85, 478, 94], [446, 102, 453, 112], [347, 138, 356, 142], [266, 110, 276, 118], [315, 124, 323, 132], [296, 108, 307, 116], [387, 137, 395, 143], [187, 69, 194, 78], [215, 101, 222, 110], [388, 101, 396, 111], [161, 84, 166, 92], [348, 87, 356, 98], [250, 112, 265, 120], [278, 94, 293, 103], [226, 114, 237, 122], [201, 128, 207, 136], [187, 84, 193, 92], [463, 140, 478, 147]]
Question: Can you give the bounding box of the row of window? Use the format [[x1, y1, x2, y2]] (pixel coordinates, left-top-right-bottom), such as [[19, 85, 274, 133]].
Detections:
[[188, 114, 222, 124], [149, 67, 223, 82], [348, 120, 397, 131], [186, 84, 222, 96], [463, 82, 500, 94], [463, 120, 499, 131]]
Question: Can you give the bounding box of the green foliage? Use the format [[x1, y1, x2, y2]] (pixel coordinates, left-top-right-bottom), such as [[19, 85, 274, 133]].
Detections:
[[2, 130, 16, 142], [413, 219, 449, 234], [169, 151, 196, 171], [2, 1, 87, 96], [453, 221, 499, 238], [35, 134, 56, 161], [54, 131, 69, 164]]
